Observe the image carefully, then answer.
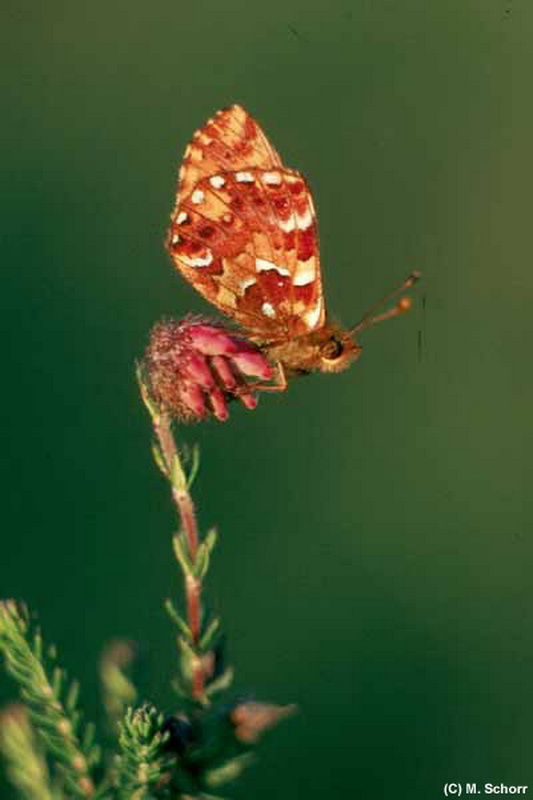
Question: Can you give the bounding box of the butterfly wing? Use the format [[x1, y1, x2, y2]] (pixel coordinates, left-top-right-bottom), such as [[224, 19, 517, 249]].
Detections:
[[174, 105, 282, 205], [167, 105, 325, 342]]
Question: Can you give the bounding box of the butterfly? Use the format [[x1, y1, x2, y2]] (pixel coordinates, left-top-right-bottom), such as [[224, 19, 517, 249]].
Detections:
[[166, 104, 418, 395]]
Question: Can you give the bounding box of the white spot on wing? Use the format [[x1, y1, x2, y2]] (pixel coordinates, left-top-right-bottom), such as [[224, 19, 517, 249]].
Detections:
[[209, 175, 225, 189], [278, 216, 295, 233], [171, 233, 181, 244], [239, 277, 256, 292], [255, 258, 290, 277], [262, 171, 282, 185], [177, 211, 188, 224], [296, 207, 313, 230], [261, 302, 276, 318], [303, 299, 323, 329], [235, 171, 254, 183], [191, 189, 205, 204], [181, 250, 214, 269], [194, 130, 212, 145], [293, 265, 315, 286]]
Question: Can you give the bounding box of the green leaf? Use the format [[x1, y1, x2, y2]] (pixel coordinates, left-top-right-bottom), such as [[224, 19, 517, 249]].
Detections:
[[205, 666, 234, 698], [70, 708, 81, 733], [170, 452, 188, 493], [204, 527, 218, 553], [178, 637, 198, 683], [151, 440, 169, 477], [51, 666, 63, 698], [170, 676, 190, 699], [193, 528, 218, 579], [193, 548, 209, 581], [173, 533, 193, 577], [200, 794, 229, 800], [199, 618, 220, 652], [31, 632, 42, 661], [186, 443, 201, 488], [204, 753, 255, 787], [81, 721, 96, 752], [136, 361, 161, 423], [164, 599, 192, 641], [65, 680, 80, 713]]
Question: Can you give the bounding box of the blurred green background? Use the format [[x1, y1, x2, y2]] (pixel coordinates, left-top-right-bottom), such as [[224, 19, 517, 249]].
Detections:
[[2, 0, 532, 797]]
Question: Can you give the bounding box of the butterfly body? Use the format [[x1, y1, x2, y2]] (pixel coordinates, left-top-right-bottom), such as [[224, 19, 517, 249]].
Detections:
[[262, 324, 361, 376]]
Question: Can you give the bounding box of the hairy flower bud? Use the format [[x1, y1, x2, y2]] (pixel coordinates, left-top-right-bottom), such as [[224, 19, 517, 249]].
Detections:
[[144, 317, 273, 422]]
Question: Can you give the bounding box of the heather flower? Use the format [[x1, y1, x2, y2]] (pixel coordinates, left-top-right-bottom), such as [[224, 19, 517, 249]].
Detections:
[[230, 701, 296, 744], [144, 317, 273, 422]]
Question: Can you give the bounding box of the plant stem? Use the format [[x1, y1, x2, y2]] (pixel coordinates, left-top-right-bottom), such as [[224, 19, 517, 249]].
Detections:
[[152, 410, 204, 702]]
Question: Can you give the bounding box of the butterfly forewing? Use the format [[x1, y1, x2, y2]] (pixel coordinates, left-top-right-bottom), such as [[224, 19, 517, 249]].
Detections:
[[174, 105, 282, 205], [167, 105, 325, 342]]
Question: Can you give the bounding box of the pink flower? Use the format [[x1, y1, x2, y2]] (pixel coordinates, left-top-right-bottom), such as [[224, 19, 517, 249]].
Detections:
[[144, 317, 273, 422], [230, 701, 296, 744]]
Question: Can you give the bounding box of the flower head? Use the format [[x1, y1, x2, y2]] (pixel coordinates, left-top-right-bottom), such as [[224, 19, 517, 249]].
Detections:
[[144, 317, 273, 422]]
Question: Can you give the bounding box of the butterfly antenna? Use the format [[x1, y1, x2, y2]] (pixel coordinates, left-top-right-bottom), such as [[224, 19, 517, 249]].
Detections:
[[349, 271, 421, 336]]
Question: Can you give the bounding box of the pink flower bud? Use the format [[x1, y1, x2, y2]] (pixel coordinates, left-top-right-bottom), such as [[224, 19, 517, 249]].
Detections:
[[232, 351, 273, 380], [143, 317, 273, 422], [211, 355, 237, 391], [178, 382, 206, 418], [206, 386, 229, 421], [238, 390, 258, 410], [182, 352, 215, 389], [187, 324, 239, 356], [230, 701, 296, 744]]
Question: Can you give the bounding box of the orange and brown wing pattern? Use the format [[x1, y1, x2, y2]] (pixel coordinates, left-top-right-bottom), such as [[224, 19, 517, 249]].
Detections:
[[174, 105, 282, 206], [167, 107, 325, 342]]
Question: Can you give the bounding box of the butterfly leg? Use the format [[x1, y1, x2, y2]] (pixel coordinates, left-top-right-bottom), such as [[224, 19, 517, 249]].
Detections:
[[249, 361, 288, 393], [231, 361, 287, 404]]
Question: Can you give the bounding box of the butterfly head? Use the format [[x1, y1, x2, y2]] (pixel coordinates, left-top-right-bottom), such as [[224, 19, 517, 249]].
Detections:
[[296, 271, 420, 375], [315, 326, 363, 373], [265, 324, 361, 375]]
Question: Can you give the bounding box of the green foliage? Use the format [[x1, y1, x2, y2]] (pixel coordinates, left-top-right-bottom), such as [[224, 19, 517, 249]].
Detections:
[[0, 705, 55, 800], [0, 601, 98, 797], [99, 641, 138, 734], [114, 705, 172, 799], [0, 373, 293, 799]]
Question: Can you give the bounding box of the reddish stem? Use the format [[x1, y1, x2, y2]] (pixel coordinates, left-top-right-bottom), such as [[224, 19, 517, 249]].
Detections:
[[173, 490, 199, 557], [185, 575, 201, 643], [154, 412, 205, 701]]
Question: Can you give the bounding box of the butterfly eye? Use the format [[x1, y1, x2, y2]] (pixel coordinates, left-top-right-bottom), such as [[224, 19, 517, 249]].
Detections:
[[322, 337, 344, 362]]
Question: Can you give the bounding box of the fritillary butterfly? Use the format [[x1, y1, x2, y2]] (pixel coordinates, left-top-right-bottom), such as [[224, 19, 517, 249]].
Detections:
[[166, 104, 418, 392]]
